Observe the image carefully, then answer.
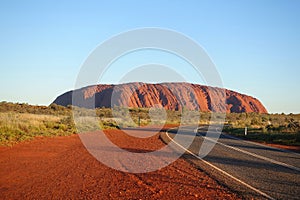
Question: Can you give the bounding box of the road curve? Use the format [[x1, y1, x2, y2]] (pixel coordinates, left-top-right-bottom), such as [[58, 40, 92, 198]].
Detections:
[[161, 126, 300, 200]]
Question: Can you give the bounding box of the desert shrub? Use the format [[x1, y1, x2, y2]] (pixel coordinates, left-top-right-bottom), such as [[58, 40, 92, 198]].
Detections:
[[295, 132, 300, 143], [0, 102, 70, 115], [0, 112, 76, 145], [100, 120, 120, 129], [1, 102, 300, 145]]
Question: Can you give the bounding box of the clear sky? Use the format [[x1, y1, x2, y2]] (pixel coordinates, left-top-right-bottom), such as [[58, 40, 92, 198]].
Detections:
[[0, 0, 299, 113]]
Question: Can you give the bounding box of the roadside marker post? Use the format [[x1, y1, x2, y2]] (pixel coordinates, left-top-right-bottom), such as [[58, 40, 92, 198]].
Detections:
[[245, 127, 247, 136]]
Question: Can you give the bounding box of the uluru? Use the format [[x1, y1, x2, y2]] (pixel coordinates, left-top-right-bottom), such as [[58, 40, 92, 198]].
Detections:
[[53, 82, 267, 113]]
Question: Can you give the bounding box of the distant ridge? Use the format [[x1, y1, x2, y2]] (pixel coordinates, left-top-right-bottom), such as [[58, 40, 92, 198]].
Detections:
[[53, 82, 267, 113]]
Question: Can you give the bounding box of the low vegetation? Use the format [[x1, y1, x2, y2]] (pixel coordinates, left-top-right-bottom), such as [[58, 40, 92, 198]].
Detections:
[[224, 112, 300, 146], [0, 102, 299, 146]]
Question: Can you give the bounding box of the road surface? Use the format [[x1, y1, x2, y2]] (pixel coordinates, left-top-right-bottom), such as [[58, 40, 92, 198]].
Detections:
[[163, 125, 300, 200]]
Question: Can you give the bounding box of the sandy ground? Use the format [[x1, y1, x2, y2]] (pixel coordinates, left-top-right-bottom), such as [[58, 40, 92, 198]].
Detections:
[[0, 128, 240, 200], [259, 142, 300, 153]]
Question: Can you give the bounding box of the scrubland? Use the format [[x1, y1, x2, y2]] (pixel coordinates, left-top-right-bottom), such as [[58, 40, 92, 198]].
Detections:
[[0, 102, 299, 146]]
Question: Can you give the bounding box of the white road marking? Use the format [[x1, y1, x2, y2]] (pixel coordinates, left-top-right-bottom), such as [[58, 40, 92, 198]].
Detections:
[[165, 128, 275, 200], [197, 128, 300, 172], [222, 132, 300, 157]]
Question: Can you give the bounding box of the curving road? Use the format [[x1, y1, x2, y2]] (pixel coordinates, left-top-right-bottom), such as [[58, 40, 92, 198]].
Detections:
[[163, 126, 300, 200]]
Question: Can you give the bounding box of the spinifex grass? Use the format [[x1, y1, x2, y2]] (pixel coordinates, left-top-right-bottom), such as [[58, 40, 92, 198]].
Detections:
[[0, 112, 76, 145], [1, 102, 300, 146]]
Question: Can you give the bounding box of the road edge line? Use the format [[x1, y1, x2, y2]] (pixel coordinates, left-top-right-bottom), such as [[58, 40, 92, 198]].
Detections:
[[164, 128, 275, 200], [201, 130, 300, 172], [222, 132, 300, 156]]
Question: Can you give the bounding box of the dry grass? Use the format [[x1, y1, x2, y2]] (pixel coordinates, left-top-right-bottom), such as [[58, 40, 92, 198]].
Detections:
[[1, 102, 300, 146], [0, 112, 75, 145]]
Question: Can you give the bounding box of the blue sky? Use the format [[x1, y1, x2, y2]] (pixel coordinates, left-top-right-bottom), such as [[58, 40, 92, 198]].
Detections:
[[0, 0, 299, 113]]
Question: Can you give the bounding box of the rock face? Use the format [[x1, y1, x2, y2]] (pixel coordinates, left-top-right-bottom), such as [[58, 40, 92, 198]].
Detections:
[[53, 82, 267, 113]]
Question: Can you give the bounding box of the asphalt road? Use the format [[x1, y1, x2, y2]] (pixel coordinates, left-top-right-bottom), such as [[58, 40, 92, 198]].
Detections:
[[164, 126, 300, 200]]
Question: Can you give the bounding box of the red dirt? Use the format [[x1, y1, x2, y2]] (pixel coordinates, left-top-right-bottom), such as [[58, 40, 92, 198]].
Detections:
[[260, 142, 300, 153], [0, 128, 240, 200]]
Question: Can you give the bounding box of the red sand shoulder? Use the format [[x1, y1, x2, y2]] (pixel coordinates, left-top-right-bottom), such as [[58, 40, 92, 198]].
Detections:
[[0, 129, 239, 200], [260, 142, 300, 153]]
